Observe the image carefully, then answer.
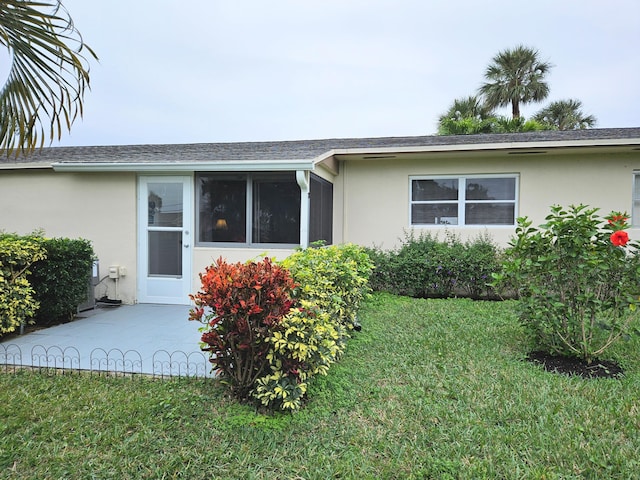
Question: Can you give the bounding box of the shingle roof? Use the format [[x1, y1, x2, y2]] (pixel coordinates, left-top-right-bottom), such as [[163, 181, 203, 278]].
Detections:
[[2, 127, 640, 166]]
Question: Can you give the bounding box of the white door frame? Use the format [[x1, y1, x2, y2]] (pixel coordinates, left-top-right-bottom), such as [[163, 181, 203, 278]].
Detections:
[[137, 175, 193, 304]]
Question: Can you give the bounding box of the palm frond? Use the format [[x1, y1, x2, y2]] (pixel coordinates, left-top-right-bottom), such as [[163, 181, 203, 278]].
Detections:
[[0, 0, 97, 155], [533, 99, 597, 130]]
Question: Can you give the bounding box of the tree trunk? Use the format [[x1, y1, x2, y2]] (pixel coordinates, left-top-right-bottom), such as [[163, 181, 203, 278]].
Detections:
[[512, 100, 520, 119]]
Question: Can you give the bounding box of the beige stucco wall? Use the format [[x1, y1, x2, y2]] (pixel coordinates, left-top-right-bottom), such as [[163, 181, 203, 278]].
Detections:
[[335, 149, 640, 250], [4, 147, 638, 305], [0, 168, 138, 304]]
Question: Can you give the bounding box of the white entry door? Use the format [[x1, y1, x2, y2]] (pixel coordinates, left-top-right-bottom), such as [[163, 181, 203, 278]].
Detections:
[[138, 176, 192, 304]]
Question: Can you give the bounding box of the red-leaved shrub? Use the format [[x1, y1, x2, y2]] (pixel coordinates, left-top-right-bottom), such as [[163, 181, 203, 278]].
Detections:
[[189, 257, 296, 399]]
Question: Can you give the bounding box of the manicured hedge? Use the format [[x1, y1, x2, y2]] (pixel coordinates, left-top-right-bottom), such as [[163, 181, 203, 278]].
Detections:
[[29, 237, 95, 324], [0, 233, 95, 334], [366, 231, 501, 299]]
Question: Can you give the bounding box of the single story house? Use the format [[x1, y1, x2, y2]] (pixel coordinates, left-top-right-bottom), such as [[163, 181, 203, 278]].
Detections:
[[1, 127, 639, 305]]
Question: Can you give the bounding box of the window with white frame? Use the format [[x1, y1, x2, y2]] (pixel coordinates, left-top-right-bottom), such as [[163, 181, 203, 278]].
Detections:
[[197, 172, 301, 246], [410, 175, 518, 226], [633, 172, 640, 226]]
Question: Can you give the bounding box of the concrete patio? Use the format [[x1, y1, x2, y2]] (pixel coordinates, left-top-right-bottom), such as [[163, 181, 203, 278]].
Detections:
[[0, 304, 214, 377]]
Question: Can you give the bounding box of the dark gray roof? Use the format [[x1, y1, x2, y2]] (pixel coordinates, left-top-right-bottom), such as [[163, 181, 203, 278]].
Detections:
[[2, 127, 640, 166]]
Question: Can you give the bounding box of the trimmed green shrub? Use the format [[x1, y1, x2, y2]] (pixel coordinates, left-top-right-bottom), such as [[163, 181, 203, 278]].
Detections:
[[366, 231, 450, 298], [252, 244, 373, 410], [29, 237, 95, 324], [366, 231, 501, 299], [0, 234, 46, 335], [254, 299, 345, 410], [281, 243, 374, 329], [456, 232, 502, 299], [362, 246, 396, 294]]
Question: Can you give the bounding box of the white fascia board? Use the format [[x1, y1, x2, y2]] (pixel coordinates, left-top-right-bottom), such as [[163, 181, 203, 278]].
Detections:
[[52, 159, 316, 173], [0, 162, 52, 170]]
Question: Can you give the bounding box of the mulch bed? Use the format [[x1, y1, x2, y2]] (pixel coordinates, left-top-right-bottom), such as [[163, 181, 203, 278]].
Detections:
[[527, 351, 624, 379]]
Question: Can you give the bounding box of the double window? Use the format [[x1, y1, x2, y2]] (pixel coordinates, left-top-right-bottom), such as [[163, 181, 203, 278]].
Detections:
[[410, 174, 518, 226], [197, 173, 301, 246]]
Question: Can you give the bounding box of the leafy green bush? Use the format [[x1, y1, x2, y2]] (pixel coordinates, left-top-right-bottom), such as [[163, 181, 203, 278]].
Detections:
[[281, 243, 374, 329], [254, 300, 345, 410], [362, 246, 395, 293], [493, 205, 640, 362], [366, 231, 501, 299], [0, 234, 46, 335], [367, 231, 457, 298], [190, 246, 373, 411], [457, 232, 502, 299], [255, 244, 373, 411], [29, 237, 95, 324]]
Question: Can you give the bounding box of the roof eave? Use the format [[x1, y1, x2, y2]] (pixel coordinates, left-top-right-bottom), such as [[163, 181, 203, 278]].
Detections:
[[51, 159, 317, 173], [327, 137, 640, 157], [0, 162, 52, 170]]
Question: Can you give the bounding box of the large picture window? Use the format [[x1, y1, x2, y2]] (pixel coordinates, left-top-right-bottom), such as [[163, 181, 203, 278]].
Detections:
[[197, 173, 300, 246], [410, 175, 518, 226]]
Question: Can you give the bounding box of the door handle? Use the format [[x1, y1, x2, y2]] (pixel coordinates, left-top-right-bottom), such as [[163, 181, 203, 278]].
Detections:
[[184, 244, 190, 248]]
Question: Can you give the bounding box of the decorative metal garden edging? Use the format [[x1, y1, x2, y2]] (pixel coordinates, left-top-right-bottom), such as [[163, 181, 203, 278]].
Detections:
[[0, 343, 213, 378]]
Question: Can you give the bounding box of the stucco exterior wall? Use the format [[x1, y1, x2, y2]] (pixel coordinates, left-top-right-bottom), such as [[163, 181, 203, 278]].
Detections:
[[3, 145, 638, 306], [0, 169, 138, 304], [337, 150, 640, 250]]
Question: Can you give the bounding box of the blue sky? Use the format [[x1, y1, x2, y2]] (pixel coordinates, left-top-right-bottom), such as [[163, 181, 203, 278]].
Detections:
[[26, 1, 640, 146]]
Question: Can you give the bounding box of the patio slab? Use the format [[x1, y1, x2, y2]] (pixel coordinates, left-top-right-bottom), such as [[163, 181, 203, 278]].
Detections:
[[0, 304, 214, 377]]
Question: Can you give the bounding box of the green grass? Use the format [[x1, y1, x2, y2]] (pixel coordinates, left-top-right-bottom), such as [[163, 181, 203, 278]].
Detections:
[[2, 292, 640, 479]]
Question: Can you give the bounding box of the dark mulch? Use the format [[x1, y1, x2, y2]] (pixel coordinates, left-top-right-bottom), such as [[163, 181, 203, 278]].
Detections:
[[527, 351, 624, 379]]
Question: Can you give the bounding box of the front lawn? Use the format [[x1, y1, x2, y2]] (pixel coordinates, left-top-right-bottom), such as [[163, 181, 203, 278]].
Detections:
[[1, 293, 639, 479]]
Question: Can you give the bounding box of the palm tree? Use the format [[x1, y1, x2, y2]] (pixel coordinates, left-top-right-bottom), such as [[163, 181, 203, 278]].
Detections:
[[533, 99, 596, 130], [492, 116, 546, 133], [479, 45, 551, 119], [437, 117, 494, 135], [0, 0, 97, 155], [438, 95, 495, 123], [437, 96, 497, 135]]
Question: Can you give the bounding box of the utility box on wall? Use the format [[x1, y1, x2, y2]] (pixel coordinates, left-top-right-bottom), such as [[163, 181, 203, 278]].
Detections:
[[78, 260, 100, 312]]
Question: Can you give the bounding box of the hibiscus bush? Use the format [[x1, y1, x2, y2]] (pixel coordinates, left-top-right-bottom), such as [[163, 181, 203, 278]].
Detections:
[[189, 257, 296, 399], [493, 204, 640, 362]]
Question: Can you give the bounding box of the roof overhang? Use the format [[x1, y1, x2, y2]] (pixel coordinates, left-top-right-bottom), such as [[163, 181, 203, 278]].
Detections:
[[11, 131, 640, 173], [0, 162, 51, 170], [317, 137, 640, 161], [52, 159, 317, 173]]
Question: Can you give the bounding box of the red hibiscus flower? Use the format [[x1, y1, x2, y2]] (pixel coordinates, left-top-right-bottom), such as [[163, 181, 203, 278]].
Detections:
[[610, 230, 629, 247]]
